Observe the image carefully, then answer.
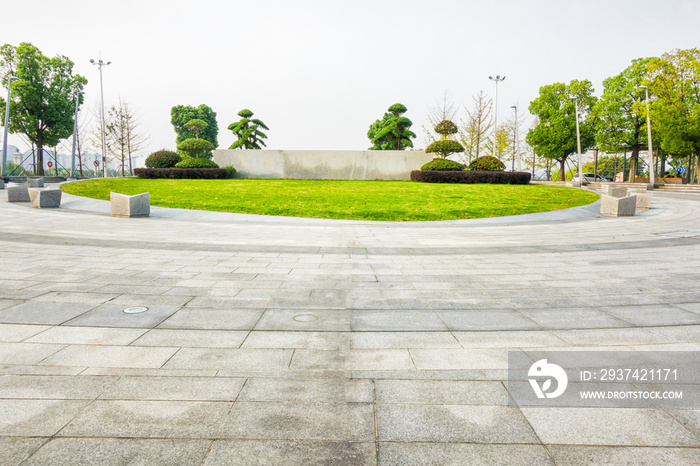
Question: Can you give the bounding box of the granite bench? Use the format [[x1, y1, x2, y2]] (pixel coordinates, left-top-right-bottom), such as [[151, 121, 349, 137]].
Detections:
[[600, 194, 637, 216], [110, 192, 150, 218], [28, 187, 62, 208], [7, 184, 30, 202]]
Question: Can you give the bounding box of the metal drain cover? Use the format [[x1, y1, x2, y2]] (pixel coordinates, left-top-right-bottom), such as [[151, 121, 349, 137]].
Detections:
[[123, 306, 149, 314]]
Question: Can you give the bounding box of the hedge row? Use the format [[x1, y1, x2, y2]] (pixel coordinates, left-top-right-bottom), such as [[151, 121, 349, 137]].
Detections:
[[134, 168, 228, 179], [411, 170, 532, 184]]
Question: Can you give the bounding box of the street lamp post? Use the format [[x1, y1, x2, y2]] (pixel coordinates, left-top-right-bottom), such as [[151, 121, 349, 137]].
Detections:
[[510, 105, 521, 171], [70, 91, 84, 179], [90, 58, 111, 178], [2, 76, 19, 178], [489, 75, 505, 159], [639, 85, 654, 189], [574, 99, 584, 186]]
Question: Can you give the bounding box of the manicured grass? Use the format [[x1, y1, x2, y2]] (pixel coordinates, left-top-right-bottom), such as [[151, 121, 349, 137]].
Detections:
[[61, 178, 599, 221]]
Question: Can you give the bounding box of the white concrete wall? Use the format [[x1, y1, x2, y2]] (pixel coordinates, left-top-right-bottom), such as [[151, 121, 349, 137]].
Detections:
[[213, 150, 432, 180]]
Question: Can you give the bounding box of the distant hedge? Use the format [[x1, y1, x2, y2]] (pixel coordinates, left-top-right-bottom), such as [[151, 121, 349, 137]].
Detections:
[[411, 170, 531, 184], [134, 168, 227, 179]]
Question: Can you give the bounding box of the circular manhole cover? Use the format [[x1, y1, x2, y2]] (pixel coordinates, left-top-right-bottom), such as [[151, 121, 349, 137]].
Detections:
[[123, 306, 149, 314], [293, 314, 318, 322]]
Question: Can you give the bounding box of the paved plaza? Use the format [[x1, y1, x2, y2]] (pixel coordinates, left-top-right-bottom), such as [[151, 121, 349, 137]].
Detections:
[[0, 186, 699, 465]]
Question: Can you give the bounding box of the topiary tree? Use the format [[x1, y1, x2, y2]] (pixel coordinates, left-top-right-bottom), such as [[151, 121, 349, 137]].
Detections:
[[469, 155, 506, 171], [426, 119, 464, 159], [368, 103, 416, 150], [177, 138, 215, 159], [185, 119, 208, 139], [174, 157, 219, 168], [171, 104, 218, 159], [228, 109, 269, 149], [145, 150, 181, 168], [420, 159, 466, 171]]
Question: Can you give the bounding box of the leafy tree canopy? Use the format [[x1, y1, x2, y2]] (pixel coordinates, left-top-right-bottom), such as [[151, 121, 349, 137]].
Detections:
[[185, 119, 207, 139], [0, 42, 87, 176], [368, 103, 416, 150], [171, 104, 218, 158], [228, 109, 269, 149], [177, 138, 215, 158]]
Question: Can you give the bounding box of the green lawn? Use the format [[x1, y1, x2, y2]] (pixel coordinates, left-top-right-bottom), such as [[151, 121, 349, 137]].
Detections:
[[61, 178, 599, 221]]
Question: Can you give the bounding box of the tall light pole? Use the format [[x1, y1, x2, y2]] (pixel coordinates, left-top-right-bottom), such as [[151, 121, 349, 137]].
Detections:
[[639, 85, 654, 189], [489, 75, 505, 159], [90, 58, 111, 178], [70, 91, 84, 179], [510, 105, 521, 171], [574, 99, 584, 186], [2, 76, 19, 178]]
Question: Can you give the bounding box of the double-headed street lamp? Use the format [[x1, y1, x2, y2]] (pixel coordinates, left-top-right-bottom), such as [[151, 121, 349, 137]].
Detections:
[[70, 91, 85, 179], [2, 76, 19, 178], [639, 85, 655, 189], [90, 58, 111, 178], [489, 75, 505, 159]]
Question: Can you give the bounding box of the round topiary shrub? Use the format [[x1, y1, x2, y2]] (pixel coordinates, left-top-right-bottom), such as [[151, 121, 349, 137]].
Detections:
[[145, 150, 181, 168], [420, 159, 466, 171], [469, 155, 506, 171], [175, 157, 219, 169], [425, 139, 465, 159]]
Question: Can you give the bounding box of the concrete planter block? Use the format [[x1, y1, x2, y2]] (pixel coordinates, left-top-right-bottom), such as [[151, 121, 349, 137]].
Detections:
[[607, 186, 628, 197], [7, 185, 30, 202], [111, 192, 150, 218], [601, 194, 637, 217], [28, 188, 62, 208], [27, 177, 44, 188], [634, 192, 652, 209]]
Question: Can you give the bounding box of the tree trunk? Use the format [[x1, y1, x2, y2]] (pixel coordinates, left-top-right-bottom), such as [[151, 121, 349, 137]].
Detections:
[[36, 131, 44, 176], [694, 152, 699, 184], [685, 155, 692, 183], [628, 147, 638, 182], [660, 151, 666, 179], [559, 158, 566, 181]]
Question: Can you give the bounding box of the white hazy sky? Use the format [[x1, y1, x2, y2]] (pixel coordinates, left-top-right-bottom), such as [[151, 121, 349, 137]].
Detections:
[[3, 0, 700, 157]]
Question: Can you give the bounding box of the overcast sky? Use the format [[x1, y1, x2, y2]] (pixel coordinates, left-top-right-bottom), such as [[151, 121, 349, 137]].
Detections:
[[3, 0, 699, 158]]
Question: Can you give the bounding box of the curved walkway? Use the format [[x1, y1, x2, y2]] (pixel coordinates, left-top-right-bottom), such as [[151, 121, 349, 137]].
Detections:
[[0, 187, 699, 465]]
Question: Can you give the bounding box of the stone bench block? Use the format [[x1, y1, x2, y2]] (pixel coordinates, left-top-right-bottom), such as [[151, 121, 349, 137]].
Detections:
[[7, 185, 30, 202], [601, 194, 637, 217], [606, 186, 628, 197], [28, 188, 62, 208], [0, 179, 4, 189], [27, 177, 44, 188], [633, 192, 652, 209], [111, 192, 150, 218]]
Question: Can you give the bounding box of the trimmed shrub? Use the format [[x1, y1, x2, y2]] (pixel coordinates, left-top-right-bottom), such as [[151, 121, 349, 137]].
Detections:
[[420, 159, 466, 171], [468, 155, 506, 171], [145, 150, 181, 168], [221, 165, 237, 179], [425, 139, 465, 159], [134, 168, 227, 179], [434, 120, 459, 135], [175, 157, 219, 169], [411, 170, 531, 184]]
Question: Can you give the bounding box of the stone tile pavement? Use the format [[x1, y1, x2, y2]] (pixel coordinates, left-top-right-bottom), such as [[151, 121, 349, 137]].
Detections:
[[0, 186, 699, 464]]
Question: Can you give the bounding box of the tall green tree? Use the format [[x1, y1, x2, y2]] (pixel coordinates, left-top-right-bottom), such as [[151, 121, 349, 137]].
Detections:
[[368, 103, 416, 150], [648, 48, 700, 183], [0, 42, 87, 176], [526, 80, 597, 181], [171, 104, 218, 159], [592, 58, 652, 181], [228, 109, 269, 149]]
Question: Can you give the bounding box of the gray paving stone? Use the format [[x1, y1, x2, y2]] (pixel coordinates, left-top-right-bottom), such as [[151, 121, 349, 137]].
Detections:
[[0, 342, 65, 365], [605, 304, 700, 326], [291, 349, 414, 371], [379, 443, 553, 466], [0, 302, 97, 325], [132, 328, 248, 348], [0, 375, 117, 399], [546, 445, 700, 466], [29, 291, 119, 304], [99, 376, 245, 401], [0, 437, 48, 466], [24, 438, 211, 466], [242, 331, 349, 349], [158, 308, 263, 330], [453, 330, 565, 348], [437, 310, 541, 331], [62, 304, 181, 328], [219, 401, 375, 441], [38, 345, 178, 369], [351, 310, 447, 331], [239, 377, 373, 403], [375, 379, 509, 405], [26, 326, 147, 345], [0, 399, 90, 436], [518, 308, 631, 329], [204, 440, 376, 466], [377, 404, 539, 443], [410, 349, 508, 370], [352, 331, 461, 349], [522, 407, 700, 446], [0, 323, 51, 342], [254, 309, 351, 331], [163, 348, 293, 371], [58, 400, 230, 438]]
